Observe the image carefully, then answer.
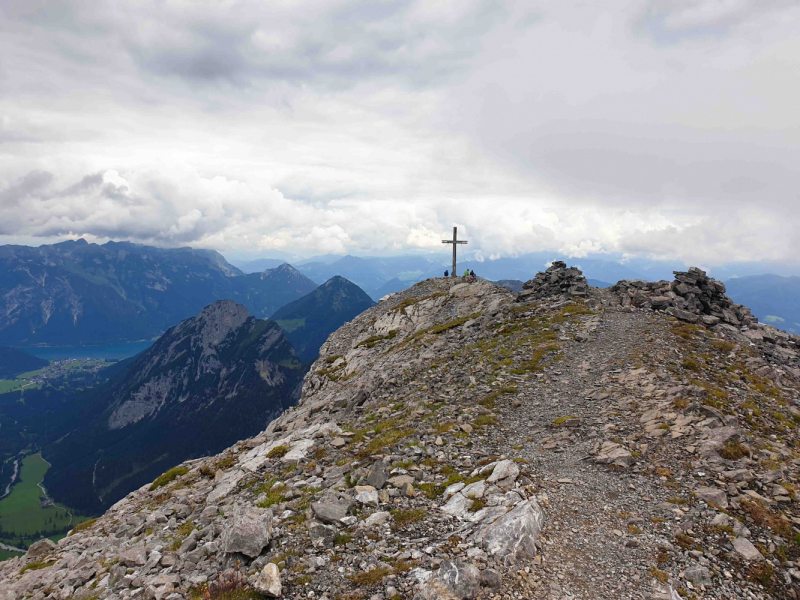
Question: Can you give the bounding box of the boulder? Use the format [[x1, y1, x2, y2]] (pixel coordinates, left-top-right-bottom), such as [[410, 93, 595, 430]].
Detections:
[[220, 505, 273, 557], [253, 563, 282, 597], [473, 499, 545, 563], [594, 441, 634, 467], [26, 539, 57, 559]]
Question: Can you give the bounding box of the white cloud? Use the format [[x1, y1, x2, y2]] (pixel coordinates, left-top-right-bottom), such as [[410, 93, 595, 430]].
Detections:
[[0, 0, 797, 266]]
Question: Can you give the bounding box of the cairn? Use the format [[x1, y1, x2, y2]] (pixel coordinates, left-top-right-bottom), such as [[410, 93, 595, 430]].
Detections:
[[518, 261, 589, 301], [611, 267, 756, 327]]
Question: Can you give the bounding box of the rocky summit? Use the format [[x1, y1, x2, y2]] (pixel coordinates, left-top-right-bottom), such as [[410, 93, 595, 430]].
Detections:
[[2, 266, 799, 600]]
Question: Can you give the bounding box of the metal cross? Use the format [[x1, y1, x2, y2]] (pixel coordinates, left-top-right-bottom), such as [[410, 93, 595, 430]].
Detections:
[[442, 226, 467, 277]]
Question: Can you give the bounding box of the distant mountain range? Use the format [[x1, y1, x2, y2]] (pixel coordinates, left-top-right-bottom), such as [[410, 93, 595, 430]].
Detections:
[[272, 276, 376, 361], [0, 240, 316, 346], [235, 252, 647, 301], [724, 274, 800, 335], [43, 300, 304, 513], [0, 346, 48, 379]]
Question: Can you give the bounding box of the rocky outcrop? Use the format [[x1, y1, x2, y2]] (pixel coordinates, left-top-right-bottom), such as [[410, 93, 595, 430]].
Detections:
[[518, 261, 589, 301]]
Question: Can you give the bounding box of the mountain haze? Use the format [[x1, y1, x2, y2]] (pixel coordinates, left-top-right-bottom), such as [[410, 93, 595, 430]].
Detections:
[[0, 240, 316, 346]]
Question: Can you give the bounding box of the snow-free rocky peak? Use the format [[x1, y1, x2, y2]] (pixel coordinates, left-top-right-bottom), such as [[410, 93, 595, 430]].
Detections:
[[3, 266, 799, 600]]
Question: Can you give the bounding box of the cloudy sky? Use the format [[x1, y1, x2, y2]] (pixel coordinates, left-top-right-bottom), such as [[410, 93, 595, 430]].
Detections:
[[1, 0, 798, 263]]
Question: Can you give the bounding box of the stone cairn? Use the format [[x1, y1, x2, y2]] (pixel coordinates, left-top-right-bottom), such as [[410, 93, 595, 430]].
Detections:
[[517, 261, 589, 301], [610, 267, 756, 327]]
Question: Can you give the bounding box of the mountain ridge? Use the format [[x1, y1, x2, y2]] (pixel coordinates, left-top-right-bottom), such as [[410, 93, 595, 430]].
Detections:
[[1, 265, 798, 599], [0, 241, 316, 346]]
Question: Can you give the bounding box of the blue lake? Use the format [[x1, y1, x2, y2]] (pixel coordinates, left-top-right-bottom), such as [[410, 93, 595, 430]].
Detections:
[[18, 341, 154, 361]]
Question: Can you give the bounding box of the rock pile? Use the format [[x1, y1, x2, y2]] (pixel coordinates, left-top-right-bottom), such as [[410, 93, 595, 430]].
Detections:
[[518, 261, 589, 301], [610, 267, 756, 327]]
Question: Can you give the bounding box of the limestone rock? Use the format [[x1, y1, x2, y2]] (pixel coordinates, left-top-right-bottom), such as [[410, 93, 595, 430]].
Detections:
[[220, 505, 273, 557], [26, 539, 57, 559], [732, 537, 763, 561], [253, 563, 282, 597], [473, 499, 545, 563]]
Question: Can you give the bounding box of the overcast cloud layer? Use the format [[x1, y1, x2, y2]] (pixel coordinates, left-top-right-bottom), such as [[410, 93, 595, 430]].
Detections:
[[1, 0, 798, 263]]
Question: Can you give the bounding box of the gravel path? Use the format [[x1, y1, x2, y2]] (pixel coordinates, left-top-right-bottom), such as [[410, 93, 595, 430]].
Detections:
[[489, 309, 686, 599]]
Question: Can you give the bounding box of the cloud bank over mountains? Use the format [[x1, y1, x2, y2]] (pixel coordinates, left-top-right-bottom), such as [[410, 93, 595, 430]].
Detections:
[[1, 0, 798, 263]]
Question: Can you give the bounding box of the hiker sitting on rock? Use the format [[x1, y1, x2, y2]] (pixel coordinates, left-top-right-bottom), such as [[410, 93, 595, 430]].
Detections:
[[444, 269, 449, 277]]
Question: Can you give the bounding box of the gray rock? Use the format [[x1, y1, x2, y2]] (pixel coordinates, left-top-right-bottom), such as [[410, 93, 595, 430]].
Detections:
[[732, 537, 763, 561], [311, 494, 354, 524], [479, 568, 502, 588], [119, 546, 148, 567], [366, 460, 390, 489], [486, 460, 519, 485], [253, 563, 282, 597], [694, 486, 728, 509], [473, 499, 545, 563], [415, 560, 480, 600], [26, 539, 57, 559], [684, 565, 712, 586], [440, 492, 471, 519], [220, 504, 273, 558], [365, 511, 392, 527]]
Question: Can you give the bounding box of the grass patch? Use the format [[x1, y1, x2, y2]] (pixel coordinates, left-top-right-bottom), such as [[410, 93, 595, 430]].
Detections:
[[740, 500, 793, 537], [20, 559, 56, 574], [391, 509, 426, 529], [214, 456, 237, 470], [267, 445, 290, 459], [682, 356, 701, 371], [349, 566, 390, 587], [150, 466, 190, 491], [70, 518, 98, 535], [357, 330, 398, 348], [255, 479, 287, 508], [473, 414, 497, 428]]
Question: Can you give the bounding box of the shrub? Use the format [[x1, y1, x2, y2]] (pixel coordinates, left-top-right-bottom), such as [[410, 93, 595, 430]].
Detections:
[[741, 500, 793, 537], [199, 465, 216, 478], [150, 467, 190, 491], [190, 565, 260, 600], [747, 562, 774, 588], [719, 440, 749, 460]]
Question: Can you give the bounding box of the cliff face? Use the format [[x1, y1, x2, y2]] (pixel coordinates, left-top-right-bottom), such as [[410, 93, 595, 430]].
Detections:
[[2, 267, 799, 600], [41, 300, 303, 514]]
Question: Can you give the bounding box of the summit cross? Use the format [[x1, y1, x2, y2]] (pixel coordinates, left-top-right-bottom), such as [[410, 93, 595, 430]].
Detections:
[[442, 226, 468, 277]]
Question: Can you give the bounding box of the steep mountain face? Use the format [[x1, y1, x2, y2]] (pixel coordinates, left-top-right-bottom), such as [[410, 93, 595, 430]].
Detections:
[[0, 346, 48, 378], [271, 276, 375, 361], [233, 264, 318, 318], [0, 240, 314, 346], [725, 274, 800, 335], [42, 300, 304, 513], [2, 268, 799, 600]]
